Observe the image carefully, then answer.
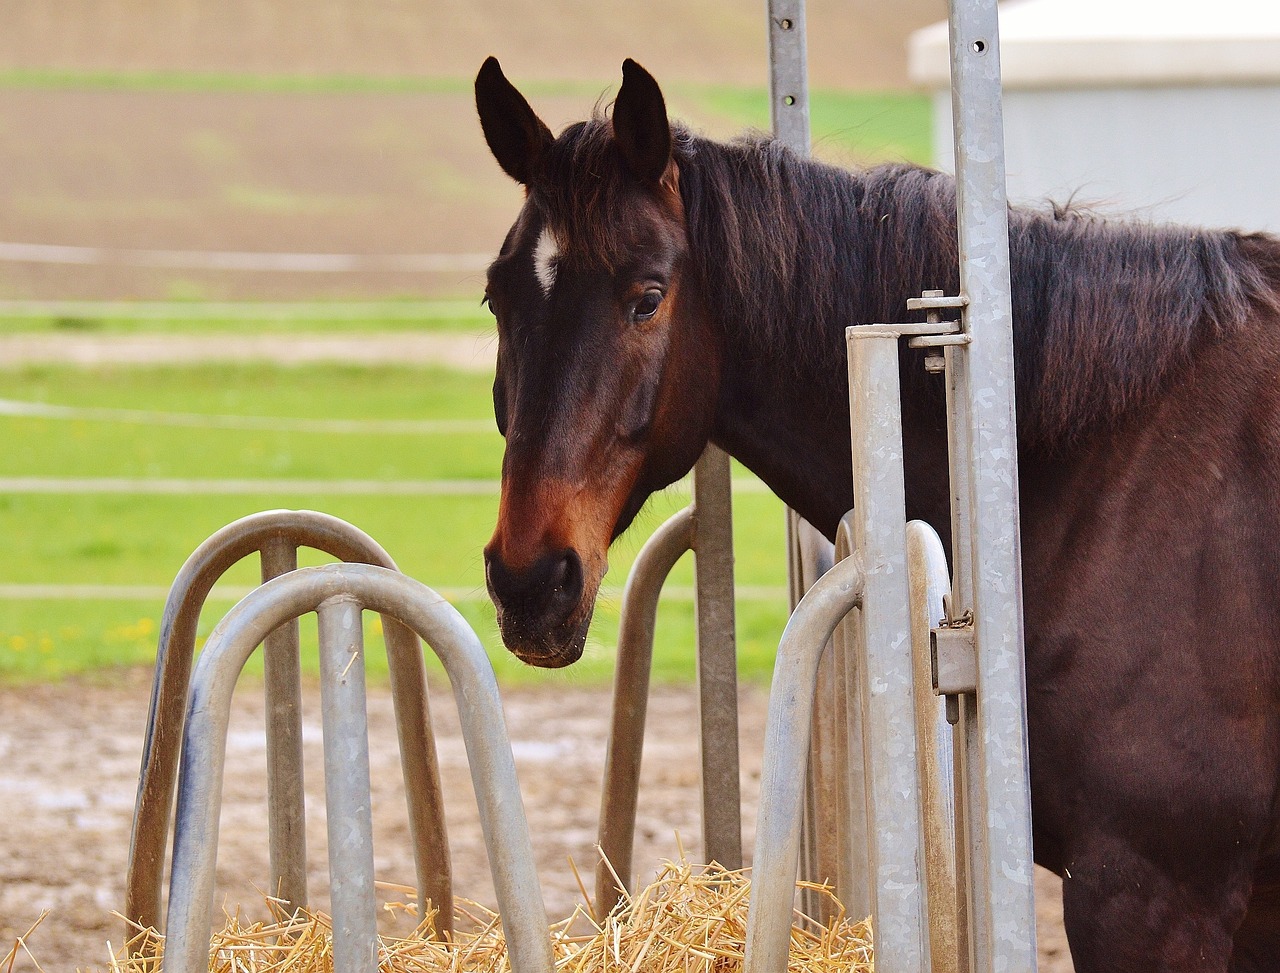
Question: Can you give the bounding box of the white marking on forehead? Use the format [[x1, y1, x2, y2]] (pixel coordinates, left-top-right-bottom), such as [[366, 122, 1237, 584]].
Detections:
[[533, 227, 560, 296]]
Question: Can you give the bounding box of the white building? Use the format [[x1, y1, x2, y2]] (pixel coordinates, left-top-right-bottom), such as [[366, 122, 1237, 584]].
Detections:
[[909, 0, 1280, 232]]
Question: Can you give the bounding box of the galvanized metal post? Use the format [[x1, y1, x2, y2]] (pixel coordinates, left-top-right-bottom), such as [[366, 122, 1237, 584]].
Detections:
[[945, 0, 1038, 969], [767, 0, 844, 921], [845, 329, 930, 972], [690, 445, 742, 869], [767, 0, 810, 151], [316, 596, 379, 973], [260, 537, 308, 913]]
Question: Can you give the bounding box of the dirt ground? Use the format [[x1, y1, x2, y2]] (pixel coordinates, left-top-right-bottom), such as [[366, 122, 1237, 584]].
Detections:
[[0, 675, 1074, 971]]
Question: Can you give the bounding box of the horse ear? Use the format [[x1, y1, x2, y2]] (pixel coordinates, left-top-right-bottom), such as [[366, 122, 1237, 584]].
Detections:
[[613, 59, 672, 184], [475, 56, 553, 185]]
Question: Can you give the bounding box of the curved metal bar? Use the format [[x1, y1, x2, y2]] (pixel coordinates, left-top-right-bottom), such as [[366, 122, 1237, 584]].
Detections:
[[165, 563, 554, 973], [742, 554, 865, 973], [906, 520, 961, 973], [793, 516, 842, 922], [595, 506, 695, 916], [125, 509, 451, 940], [825, 516, 869, 920]]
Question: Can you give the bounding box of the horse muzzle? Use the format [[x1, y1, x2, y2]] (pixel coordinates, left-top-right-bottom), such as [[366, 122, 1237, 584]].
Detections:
[[484, 546, 598, 667]]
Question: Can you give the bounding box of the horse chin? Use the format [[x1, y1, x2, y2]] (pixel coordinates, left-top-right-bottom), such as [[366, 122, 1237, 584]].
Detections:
[[496, 604, 595, 669]]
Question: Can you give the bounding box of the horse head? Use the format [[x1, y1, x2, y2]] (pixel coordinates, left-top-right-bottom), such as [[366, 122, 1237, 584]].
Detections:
[[475, 58, 719, 667]]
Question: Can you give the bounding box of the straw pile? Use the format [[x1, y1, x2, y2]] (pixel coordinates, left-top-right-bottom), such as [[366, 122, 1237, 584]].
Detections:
[[97, 861, 873, 973]]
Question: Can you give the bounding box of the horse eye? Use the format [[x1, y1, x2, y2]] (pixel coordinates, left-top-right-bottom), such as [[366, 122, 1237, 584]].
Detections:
[[630, 289, 663, 323], [481, 293, 495, 316]]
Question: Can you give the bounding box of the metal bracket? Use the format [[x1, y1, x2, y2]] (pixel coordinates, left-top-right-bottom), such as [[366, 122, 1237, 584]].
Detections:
[[931, 622, 977, 696], [906, 293, 969, 314], [909, 333, 971, 350], [850, 320, 962, 340], [931, 620, 976, 726], [856, 291, 972, 371]]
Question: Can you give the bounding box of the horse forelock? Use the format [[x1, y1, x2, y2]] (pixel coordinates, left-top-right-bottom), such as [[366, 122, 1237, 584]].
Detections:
[[528, 116, 657, 274]]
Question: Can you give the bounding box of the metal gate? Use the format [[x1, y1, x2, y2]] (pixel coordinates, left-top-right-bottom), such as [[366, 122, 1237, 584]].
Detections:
[[745, 1, 1039, 971]]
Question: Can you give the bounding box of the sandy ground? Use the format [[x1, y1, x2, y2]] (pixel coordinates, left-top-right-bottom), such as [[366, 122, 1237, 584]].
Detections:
[[0, 676, 1074, 971]]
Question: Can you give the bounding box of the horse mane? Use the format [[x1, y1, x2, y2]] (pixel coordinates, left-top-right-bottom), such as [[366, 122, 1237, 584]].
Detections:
[[1006, 204, 1280, 450], [533, 116, 1280, 451]]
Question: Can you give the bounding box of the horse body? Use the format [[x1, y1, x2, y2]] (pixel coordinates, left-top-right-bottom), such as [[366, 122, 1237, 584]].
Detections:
[[1017, 318, 1280, 968], [475, 56, 1280, 970]]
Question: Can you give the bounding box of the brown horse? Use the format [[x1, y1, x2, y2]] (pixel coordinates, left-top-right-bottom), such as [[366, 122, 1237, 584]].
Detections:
[[474, 56, 1280, 971]]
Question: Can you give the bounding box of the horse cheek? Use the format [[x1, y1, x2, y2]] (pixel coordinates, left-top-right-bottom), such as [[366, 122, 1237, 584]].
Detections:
[[616, 364, 660, 442]]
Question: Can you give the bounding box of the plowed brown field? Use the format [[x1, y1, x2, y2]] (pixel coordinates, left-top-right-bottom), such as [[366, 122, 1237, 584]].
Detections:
[[0, 0, 946, 301]]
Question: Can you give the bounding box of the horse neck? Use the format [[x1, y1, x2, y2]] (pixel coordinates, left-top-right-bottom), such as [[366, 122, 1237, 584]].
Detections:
[[678, 134, 1280, 533], [678, 140, 961, 372], [677, 143, 958, 533]]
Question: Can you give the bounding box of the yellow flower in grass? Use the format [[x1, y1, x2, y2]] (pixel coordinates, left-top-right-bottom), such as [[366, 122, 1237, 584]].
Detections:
[[107, 617, 158, 643]]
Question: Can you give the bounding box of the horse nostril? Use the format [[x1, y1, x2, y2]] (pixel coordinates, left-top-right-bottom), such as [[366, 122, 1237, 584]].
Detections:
[[483, 548, 505, 596], [548, 555, 568, 591], [550, 549, 583, 600], [485, 547, 584, 614]]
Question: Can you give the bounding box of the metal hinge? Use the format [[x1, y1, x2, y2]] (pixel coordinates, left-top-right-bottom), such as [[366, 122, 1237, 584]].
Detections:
[[908, 290, 970, 371], [853, 290, 971, 373]]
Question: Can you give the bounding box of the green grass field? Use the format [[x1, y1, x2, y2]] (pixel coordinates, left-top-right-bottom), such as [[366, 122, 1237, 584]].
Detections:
[[0, 355, 792, 685], [0, 300, 494, 335], [0, 67, 929, 685], [0, 67, 931, 161], [0, 66, 932, 170]]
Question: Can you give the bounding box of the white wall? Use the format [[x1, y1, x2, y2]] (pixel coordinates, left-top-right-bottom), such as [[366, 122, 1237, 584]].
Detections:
[[930, 84, 1280, 233]]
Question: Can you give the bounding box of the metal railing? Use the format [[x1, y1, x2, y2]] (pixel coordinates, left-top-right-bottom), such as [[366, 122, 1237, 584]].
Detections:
[[125, 510, 451, 942], [160, 562, 554, 973]]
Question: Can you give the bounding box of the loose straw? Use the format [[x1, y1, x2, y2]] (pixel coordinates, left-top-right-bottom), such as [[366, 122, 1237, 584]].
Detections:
[[81, 860, 873, 973]]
